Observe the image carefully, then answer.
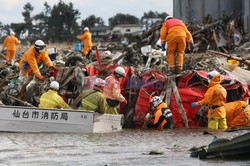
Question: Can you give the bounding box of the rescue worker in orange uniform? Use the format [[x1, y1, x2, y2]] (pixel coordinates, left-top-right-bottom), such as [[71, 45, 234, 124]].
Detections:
[[39, 81, 71, 109], [160, 16, 194, 74], [2, 31, 21, 64], [225, 100, 250, 127], [19, 40, 54, 80], [103, 66, 127, 114], [77, 27, 93, 58], [145, 96, 175, 129], [191, 70, 228, 130]]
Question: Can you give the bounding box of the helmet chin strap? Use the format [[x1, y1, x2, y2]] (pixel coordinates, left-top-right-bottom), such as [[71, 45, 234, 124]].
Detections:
[[35, 47, 43, 54]]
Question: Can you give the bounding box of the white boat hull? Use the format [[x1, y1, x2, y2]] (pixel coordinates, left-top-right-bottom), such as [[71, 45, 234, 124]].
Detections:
[[0, 106, 123, 133]]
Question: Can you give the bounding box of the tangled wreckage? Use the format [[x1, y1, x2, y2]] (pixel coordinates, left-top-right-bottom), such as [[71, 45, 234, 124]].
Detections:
[[1, 16, 250, 132]]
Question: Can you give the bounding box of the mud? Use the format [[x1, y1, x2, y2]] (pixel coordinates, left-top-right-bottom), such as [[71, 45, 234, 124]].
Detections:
[[0, 129, 249, 166]]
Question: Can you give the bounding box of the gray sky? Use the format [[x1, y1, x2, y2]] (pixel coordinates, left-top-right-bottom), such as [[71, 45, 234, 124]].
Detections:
[[0, 0, 173, 25]]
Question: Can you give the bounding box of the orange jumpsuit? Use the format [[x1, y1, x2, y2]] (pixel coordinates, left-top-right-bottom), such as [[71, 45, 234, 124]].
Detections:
[[79, 30, 92, 56], [19, 47, 53, 78], [197, 74, 228, 130], [152, 102, 174, 129], [160, 18, 193, 71], [225, 101, 250, 127], [3, 34, 20, 61]]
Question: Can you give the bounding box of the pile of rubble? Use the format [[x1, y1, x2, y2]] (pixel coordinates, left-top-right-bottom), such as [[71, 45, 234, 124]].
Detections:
[[1, 14, 250, 108]]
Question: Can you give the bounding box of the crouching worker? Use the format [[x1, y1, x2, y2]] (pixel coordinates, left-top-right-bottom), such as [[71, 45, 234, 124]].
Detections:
[[225, 100, 250, 127], [39, 81, 72, 109], [78, 78, 108, 114], [144, 96, 174, 129], [19, 40, 54, 81], [191, 70, 228, 130]]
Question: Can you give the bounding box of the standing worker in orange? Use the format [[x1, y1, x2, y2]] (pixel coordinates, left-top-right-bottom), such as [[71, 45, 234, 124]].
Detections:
[[160, 16, 194, 74], [2, 31, 21, 64], [191, 71, 228, 130], [77, 27, 93, 58], [19, 40, 54, 80]]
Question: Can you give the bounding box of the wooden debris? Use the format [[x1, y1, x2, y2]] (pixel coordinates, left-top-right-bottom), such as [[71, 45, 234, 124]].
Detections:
[[208, 50, 250, 67], [170, 76, 189, 128]]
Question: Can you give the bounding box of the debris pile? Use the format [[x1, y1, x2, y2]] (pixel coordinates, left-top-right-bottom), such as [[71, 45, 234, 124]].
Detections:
[[0, 15, 250, 129]]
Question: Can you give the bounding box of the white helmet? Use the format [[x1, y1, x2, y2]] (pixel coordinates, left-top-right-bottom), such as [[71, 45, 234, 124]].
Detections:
[[84, 27, 89, 31], [151, 96, 162, 107], [207, 70, 219, 79], [114, 66, 126, 77], [50, 81, 60, 91], [10, 31, 15, 35], [93, 78, 106, 87], [165, 15, 173, 21], [34, 40, 46, 51]]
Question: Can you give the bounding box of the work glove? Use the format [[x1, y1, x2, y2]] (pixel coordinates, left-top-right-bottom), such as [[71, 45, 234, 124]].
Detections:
[[191, 102, 197, 108], [161, 44, 166, 51], [145, 113, 152, 119], [22, 61, 29, 70], [123, 99, 127, 105], [38, 75, 44, 80], [190, 43, 194, 52], [49, 66, 55, 70]]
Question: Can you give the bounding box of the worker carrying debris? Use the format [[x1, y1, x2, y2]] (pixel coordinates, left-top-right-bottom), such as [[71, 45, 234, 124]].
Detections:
[[160, 15, 194, 74], [2, 31, 21, 65], [103, 66, 127, 114], [144, 96, 175, 129], [77, 27, 93, 58], [19, 40, 54, 80], [191, 70, 228, 130], [39, 81, 72, 109], [78, 78, 108, 114]]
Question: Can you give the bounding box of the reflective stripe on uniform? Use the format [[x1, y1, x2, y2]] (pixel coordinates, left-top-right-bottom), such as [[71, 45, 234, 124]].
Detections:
[[168, 65, 175, 68], [33, 69, 39, 73], [40, 98, 58, 106], [82, 99, 98, 110], [162, 109, 172, 118]]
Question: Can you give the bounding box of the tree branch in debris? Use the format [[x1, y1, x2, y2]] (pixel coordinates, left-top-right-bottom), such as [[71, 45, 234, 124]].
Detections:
[[208, 50, 250, 67], [192, 20, 222, 36]]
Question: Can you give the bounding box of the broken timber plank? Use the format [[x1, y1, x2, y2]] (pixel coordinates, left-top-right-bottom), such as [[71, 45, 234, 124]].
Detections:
[[164, 75, 173, 106], [208, 50, 250, 66], [192, 20, 222, 36], [171, 76, 189, 128], [7, 94, 36, 107]]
